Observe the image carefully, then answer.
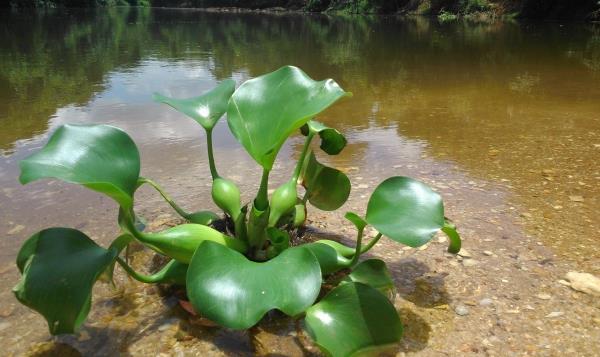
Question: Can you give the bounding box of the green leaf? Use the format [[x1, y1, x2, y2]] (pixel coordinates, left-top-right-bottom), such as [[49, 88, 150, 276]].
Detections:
[[304, 282, 403, 357], [153, 79, 236, 131], [302, 152, 351, 211], [304, 242, 351, 275], [342, 259, 395, 297], [19, 124, 140, 210], [344, 212, 367, 231], [366, 177, 444, 247], [13, 228, 117, 335], [227, 66, 350, 170], [186, 241, 322, 329], [301, 120, 347, 155]]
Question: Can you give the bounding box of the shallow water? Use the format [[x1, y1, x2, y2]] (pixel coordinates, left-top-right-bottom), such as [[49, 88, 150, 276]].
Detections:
[[1, 8, 599, 356]]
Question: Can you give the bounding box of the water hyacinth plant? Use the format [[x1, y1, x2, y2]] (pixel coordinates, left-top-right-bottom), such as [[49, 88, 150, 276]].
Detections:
[[13, 66, 461, 356]]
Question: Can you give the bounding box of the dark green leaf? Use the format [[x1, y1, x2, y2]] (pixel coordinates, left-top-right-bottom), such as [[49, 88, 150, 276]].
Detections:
[[301, 120, 347, 155], [342, 259, 395, 297], [366, 177, 444, 247], [19, 124, 140, 210], [153, 79, 236, 131], [304, 282, 403, 357], [13, 228, 117, 335], [186, 241, 322, 329], [227, 66, 350, 170], [302, 152, 350, 211]]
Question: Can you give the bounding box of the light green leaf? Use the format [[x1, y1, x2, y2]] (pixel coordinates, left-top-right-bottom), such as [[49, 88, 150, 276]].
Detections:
[[366, 177, 444, 247], [301, 120, 347, 155], [186, 241, 322, 329], [227, 66, 350, 170], [302, 152, 351, 211], [135, 223, 247, 264], [186, 210, 220, 226], [19, 124, 140, 210], [13, 228, 117, 335], [153, 79, 236, 131], [304, 282, 403, 357]]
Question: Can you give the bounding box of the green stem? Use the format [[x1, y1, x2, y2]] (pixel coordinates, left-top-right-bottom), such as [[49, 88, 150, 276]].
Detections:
[[442, 222, 461, 254], [116, 257, 160, 284], [206, 129, 219, 180], [116, 257, 181, 284], [359, 233, 382, 255], [255, 168, 270, 210], [138, 177, 190, 219], [120, 209, 145, 240], [292, 132, 315, 182], [349, 227, 365, 266]]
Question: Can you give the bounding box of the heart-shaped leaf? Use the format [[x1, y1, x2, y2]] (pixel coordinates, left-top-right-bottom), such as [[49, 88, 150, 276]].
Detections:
[[186, 241, 322, 329], [366, 177, 444, 247], [302, 151, 351, 211], [304, 282, 403, 357], [13, 228, 117, 335], [19, 124, 140, 210], [153, 79, 236, 131], [342, 259, 395, 297], [227, 66, 350, 170], [301, 120, 347, 155]]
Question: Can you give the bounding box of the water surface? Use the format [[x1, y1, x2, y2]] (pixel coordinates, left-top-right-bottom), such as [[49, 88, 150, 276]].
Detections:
[[1, 8, 599, 355]]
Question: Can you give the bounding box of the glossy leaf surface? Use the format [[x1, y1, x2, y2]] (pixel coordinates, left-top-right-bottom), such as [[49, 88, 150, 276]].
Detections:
[[305, 282, 403, 357], [137, 223, 247, 264], [342, 259, 395, 297], [153, 79, 236, 130], [302, 152, 351, 211], [19, 124, 140, 209], [187, 241, 321, 329], [227, 66, 349, 170], [366, 177, 444, 247], [301, 120, 347, 155], [14, 228, 117, 335]]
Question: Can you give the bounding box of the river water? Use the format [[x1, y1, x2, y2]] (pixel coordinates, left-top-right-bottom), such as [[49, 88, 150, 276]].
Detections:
[[1, 8, 599, 356]]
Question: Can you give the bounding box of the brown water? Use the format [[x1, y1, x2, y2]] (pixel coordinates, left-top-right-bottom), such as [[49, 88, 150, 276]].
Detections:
[[1, 8, 599, 356]]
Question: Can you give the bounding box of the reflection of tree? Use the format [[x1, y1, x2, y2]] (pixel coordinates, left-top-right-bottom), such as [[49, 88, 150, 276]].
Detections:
[[2, 8, 600, 158]]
